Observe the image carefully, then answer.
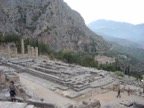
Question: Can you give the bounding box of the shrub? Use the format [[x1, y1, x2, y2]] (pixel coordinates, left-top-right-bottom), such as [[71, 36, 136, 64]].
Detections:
[[115, 71, 124, 77]]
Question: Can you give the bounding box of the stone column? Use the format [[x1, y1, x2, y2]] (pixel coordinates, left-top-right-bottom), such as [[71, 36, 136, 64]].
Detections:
[[7, 45, 11, 59], [1, 74, 6, 83], [35, 47, 38, 58], [31, 47, 34, 57], [27, 45, 31, 57], [14, 47, 18, 57], [21, 39, 25, 56]]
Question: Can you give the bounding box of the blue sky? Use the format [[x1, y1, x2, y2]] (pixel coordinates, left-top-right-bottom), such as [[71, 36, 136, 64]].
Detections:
[[64, 0, 144, 24]]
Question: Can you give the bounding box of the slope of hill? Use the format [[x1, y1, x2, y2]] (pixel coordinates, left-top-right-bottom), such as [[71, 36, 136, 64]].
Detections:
[[103, 35, 144, 49], [87, 20, 144, 75], [104, 42, 144, 75], [88, 19, 144, 47], [0, 0, 110, 53]]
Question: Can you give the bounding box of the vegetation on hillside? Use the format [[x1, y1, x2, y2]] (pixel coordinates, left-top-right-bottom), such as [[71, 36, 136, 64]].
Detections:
[[0, 34, 143, 79], [103, 43, 144, 78]]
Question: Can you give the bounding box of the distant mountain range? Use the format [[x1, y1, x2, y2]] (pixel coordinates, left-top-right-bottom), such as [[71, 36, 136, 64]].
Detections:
[[88, 19, 144, 48]]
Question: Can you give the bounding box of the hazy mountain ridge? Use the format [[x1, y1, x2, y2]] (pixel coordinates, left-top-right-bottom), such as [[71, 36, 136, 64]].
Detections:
[[0, 0, 110, 52], [103, 34, 144, 49], [88, 19, 144, 47], [88, 19, 144, 74]]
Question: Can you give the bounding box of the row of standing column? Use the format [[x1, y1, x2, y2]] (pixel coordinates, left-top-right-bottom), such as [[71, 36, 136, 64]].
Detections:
[[27, 45, 38, 58], [7, 45, 17, 59], [21, 39, 39, 58], [7, 39, 39, 59]]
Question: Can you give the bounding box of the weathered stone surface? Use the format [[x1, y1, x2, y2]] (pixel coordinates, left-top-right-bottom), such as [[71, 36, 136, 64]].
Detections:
[[25, 105, 35, 108], [21, 39, 25, 55], [7, 45, 11, 59], [120, 100, 133, 107], [0, 102, 28, 108], [0, 102, 35, 108], [14, 47, 18, 57], [35, 47, 38, 58], [102, 105, 113, 108], [1, 56, 144, 108], [0, 72, 6, 83], [31, 47, 35, 57], [27, 99, 57, 108], [2, 57, 121, 99], [90, 76, 114, 88], [62, 103, 73, 108], [0, 66, 19, 83], [133, 101, 144, 108], [5, 74, 19, 82], [78, 99, 101, 108]]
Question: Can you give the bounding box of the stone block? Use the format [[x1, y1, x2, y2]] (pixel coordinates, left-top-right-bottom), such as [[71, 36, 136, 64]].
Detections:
[[63, 103, 74, 108], [133, 101, 144, 108], [0, 74, 6, 83], [120, 100, 133, 107], [25, 105, 34, 108], [78, 99, 101, 108], [0, 101, 27, 108], [5, 74, 19, 82]]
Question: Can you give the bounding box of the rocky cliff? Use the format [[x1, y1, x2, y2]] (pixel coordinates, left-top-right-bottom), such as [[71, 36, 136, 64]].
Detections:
[[0, 0, 109, 52]]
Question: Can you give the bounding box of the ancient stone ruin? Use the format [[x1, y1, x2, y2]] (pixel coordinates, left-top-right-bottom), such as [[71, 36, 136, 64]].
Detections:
[[0, 41, 144, 108], [3, 57, 120, 99]]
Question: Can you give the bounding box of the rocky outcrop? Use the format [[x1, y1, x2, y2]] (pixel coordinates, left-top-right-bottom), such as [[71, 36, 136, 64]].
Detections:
[[0, 0, 110, 52]]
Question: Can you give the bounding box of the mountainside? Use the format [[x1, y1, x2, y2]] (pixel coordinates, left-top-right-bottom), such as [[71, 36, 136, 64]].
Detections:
[[88, 19, 144, 47], [87, 20, 144, 75], [105, 42, 144, 75], [0, 0, 109, 52], [103, 35, 144, 49]]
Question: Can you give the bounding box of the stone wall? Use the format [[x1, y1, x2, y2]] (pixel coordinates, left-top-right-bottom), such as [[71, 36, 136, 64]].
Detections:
[[0, 66, 19, 84], [63, 99, 101, 108], [27, 99, 57, 108], [78, 99, 101, 108]]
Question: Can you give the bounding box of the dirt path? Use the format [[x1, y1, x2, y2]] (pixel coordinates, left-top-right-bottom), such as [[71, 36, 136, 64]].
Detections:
[[19, 74, 76, 106], [92, 91, 135, 106], [19, 73, 144, 107], [81, 90, 144, 107]]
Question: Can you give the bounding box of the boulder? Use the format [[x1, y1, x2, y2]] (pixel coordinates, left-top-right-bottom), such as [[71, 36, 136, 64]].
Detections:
[[78, 99, 101, 108], [63, 103, 74, 108], [102, 105, 113, 108], [120, 100, 133, 107], [133, 101, 144, 108], [0, 73, 6, 83]]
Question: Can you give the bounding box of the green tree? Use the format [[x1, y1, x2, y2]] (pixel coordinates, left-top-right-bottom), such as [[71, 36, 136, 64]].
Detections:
[[81, 55, 98, 68]]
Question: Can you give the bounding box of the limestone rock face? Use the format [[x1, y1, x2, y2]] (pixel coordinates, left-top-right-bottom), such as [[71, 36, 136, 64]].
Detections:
[[0, 0, 110, 52]]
